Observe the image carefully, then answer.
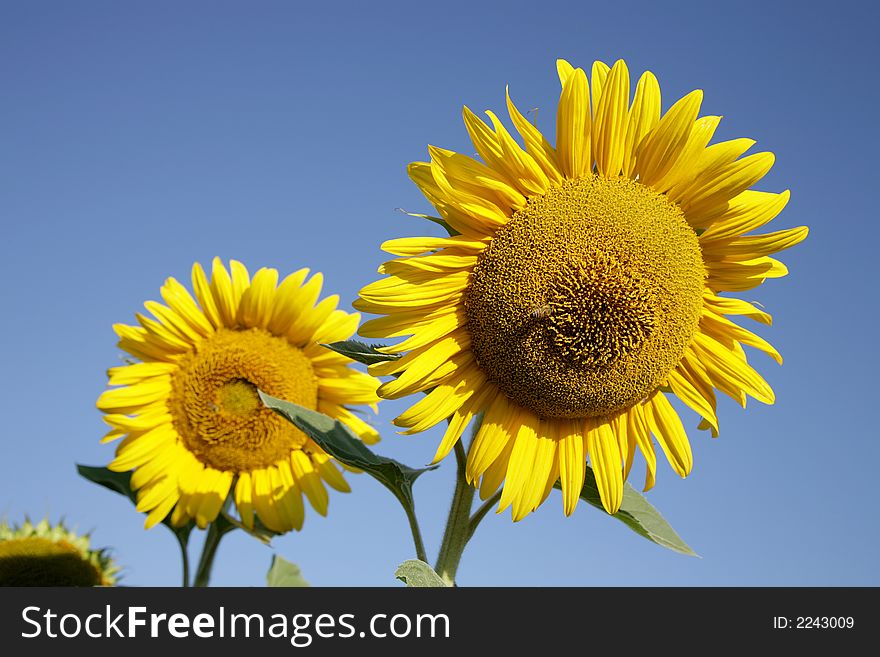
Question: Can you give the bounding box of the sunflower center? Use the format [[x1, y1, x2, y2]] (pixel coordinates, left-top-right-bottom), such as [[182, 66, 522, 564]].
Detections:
[[168, 328, 318, 472], [218, 379, 261, 416], [0, 538, 103, 586], [465, 175, 705, 418]]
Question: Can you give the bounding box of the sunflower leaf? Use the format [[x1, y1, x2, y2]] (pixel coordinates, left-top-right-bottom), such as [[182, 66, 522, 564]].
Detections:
[[395, 208, 460, 237], [259, 391, 436, 510], [555, 469, 697, 556], [266, 555, 310, 587], [395, 559, 449, 587], [76, 464, 194, 545], [322, 340, 401, 366]]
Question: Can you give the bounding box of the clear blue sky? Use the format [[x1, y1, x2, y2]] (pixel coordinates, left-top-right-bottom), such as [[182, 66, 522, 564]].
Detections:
[[1, 0, 877, 586]]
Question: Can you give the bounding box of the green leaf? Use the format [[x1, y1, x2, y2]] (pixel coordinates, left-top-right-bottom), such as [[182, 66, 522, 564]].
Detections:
[[77, 464, 138, 504], [266, 555, 310, 587], [77, 464, 194, 544], [395, 208, 459, 236], [395, 560, 449, 587], [554, 467, 698, 557], [259, 392, 436, 510], [322, 340, 400, 366]]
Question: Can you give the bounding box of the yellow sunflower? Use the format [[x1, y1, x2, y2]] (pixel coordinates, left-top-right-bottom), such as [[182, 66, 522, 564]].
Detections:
[[356, 59, 807, 521], [97, 258, 380, 533], [0, 519, 119, 586]]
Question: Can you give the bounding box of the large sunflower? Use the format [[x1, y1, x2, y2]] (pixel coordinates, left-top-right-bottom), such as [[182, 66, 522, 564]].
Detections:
[[356, 59, 807, 520], [97, 258, 380, 533]]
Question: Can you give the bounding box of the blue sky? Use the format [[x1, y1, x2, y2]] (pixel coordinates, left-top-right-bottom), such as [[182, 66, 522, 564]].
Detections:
[[1, 0, 877, 586]]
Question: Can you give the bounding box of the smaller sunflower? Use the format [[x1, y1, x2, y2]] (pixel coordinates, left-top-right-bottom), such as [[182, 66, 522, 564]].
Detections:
[[97, 258, 380, 533], [0, 519, 119, 586]]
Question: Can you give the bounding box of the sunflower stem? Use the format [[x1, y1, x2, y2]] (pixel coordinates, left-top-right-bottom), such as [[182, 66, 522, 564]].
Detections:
[[402, 498, 429, 564], [175, 532, 191, 587], [434, 439, 476, 586], [193, 518, 232, 587], [467, 490, 502, 542]]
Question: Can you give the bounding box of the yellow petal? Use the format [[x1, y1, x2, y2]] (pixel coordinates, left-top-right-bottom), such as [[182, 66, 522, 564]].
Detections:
[[287, 294, 338, 346], [691, 332, 775, 405], [143, 301, 201, 344], [681, 152, 776, 217], [706, 256, 788, 292], [427, 155, 510, 231], [506, 87, 562, 183], [467, 393, 518, 482], [311, 309, 360, 345], [635, 89, 703, 187], [431, 383, 497, 464], [376, 309, 466, 354], [658, 115, 722, 196], [237, 267, 278, 330], [191, 262, 223, 329], [558, 419, 586, 516], [556, 58, 575, 86], [380, 235, 489, 257], [479, 432, 515, 501], [378, 350, 471, 400], [252, 468, 283, 533], [291, 451, 329, 516], [318, 401, 380, 445], [368, 329, 470, 378], [311, 452, 351, 493], [590, 60, 611, 110], [702, 292, 772, 325], [379, 252, 477, 277], [512, 421, 557, 521], [317, 369, 379, 405], [667, 367, 719, 435], [360, 271, 470, 306], [483, 110, 549, 195], [144, 490, 179, 529], [360, 305, 459, 338], [407, 161, 496, 239], [702, 226, 808, 261], [585, 416, 623, 514], [700, 310, 782, 364], [645, 393, 693, 478], [97, 377, 171, 413], [592, 59, 630, 178], [393, 364, 484, 434], [426, 144, 526, 210], [234, 472, 255, 529], [556, 67, 591, 178], [614, 411, 633, 482], [677, 353, 719, 437], [623, 70, 661, 177], [115, 323, 182, 362], [106, 362, 176, 386], [697, 190, 791, 240], [265, 268, 311, 335], [160, 276, 214, 337], [627, 403, 656, 491], [229, 260, 250, 308], [497, 413, 540, 516], [210, 257, 238, 328]]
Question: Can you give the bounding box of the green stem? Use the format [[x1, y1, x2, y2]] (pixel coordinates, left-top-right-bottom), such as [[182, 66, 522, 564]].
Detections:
[[401, 497, 429, 563], [467, 490, 502, 541], [175, 533, 191, 587], [434, 441, 476, 586], [193, 521, 226, 587]]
